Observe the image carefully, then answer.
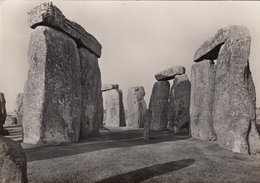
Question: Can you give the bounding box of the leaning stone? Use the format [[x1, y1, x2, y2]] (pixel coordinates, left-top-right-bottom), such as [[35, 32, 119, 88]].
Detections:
[[0, 93, 6, 136], [149, 81, 170, 130], [194, 25, 249, 62], [23, 26, 81, 144], [27, 2, 102, 58], [101, 84, 119, 92], [13, 93, 24, 125], [0, 136, 28, 183], [79, 48, 103, 138], [104, 89, 125, 127], [126, 87, 147, 128], [210, 25, 260, 154], [190, 61, 216, 141], [168, 74, 191, 134], [155, 66, 185, 81]]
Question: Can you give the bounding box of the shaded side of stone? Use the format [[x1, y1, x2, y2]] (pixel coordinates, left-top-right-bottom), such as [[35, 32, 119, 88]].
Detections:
[[119, 89, 126, 127], [23, 26, 81, 144], [0, 136, 28, 183], [190, 61, 216, 141], [79, 48, 102, 138], [155, 66, 185, 81], [149, 81, 170, 131], [13, 93, 24, 125], [0, 93, 6, 135], [27, 2, 102, 58], [168, 74, 191, 134], [213, 27, 260, 154], [126, 87, 147, 128]]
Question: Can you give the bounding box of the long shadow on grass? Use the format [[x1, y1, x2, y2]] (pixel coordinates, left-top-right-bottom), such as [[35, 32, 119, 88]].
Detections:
[[96, 159, 195, 183], [25, 130, 190, 162]]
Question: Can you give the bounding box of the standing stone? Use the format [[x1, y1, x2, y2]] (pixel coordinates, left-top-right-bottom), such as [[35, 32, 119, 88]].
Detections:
[[0, 93, 6, 136], [23, 26, 81, 144], [168, 74, 191, 134], [105, 89, 125, 127], [0, 136, 28, 183], [155, 66, 186, 81], [127, 87, 147, 128], [13, 93, 24, 125], [212, 26, 260, 154], [79, 48, 103, 138], [144, 109, 152, 140], [190, 61, 217, 141], [149, 81, 170, 131]]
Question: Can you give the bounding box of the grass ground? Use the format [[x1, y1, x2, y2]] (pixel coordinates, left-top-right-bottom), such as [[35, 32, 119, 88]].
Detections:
[[4, 124, 260, 183]]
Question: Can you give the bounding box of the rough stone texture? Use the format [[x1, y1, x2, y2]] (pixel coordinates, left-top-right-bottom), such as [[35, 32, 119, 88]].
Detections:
[[144, 109, 152, 140], [212, 25, 260, 155], [23, 26, 81, 144], [0, 136, 28, 183], [101, 84, 119, 92], [104, 89, 125, 127], [194, 25, 249, 62], [5, 115, 17, 125], [126, 87, 147, 128], [190, 61, 217, 141], [168, 74, 191, 134], [27, 2, 102, 58], [155, 66, 185, 81], [149, 81, 170, 131], [79, 48, 103, 139], [0, 93, 6, 136], [13, 93, 24, 125]]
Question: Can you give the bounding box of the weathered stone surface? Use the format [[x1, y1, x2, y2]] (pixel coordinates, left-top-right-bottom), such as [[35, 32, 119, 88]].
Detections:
[[168, 74, 191, 134], [144, 109, 152, 140], [104, 89, 125, 127], [101, 84, 119, 92], [27, 2, 102, 58], [190, 61, 217, 141], [155, 66, 185, 81], [23, 26, 81, 144], [0, 93, 6, 136], [126, 86, 147, 128], [212, 25, 260, 154], [13, 93, 24, 125], [0, 136, 28, 183], [194, 25, 249, 62], [149, 81, 170, 131], [79, 48, 103, 138], [5, 115, 17, 125]]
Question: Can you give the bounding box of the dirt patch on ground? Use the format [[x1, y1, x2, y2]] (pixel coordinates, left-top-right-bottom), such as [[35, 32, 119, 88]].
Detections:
[[4, 125, 260, 183]]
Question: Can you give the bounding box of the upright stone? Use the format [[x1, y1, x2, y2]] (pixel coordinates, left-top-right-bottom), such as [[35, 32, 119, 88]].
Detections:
[[190, 61, 216, 141], [0, 93, 6, 136], [105, 89, 125, 127], [149, 81, 170, 131], [144, 109, 152, 140], [127, 86, 147, 128], [0, 136, 28, 183], [23, 26, 81, 144], [79, 48, 103, 138], [212, 26, 260, 154], [13, 93, 24, 125], [168, 74, 191, 134]]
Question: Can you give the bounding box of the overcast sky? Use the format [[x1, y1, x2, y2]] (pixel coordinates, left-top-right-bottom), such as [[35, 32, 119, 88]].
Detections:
[[1, 1, 260, 112]]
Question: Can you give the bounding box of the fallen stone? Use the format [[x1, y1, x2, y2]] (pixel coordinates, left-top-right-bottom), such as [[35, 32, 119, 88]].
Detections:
[[27, 2, 102, 58], [79, 48, 103, 138], [104, 89, 125, 127], [101, 84, 119, 92], [149, 81, 170, 131], [13, 93, 24, 125], [5, 115, 17, 125], [0, 93, 6, 136], [0, 136, 28, 183], [126, 86, 147, 128], [23, 26, 81, 144], [155, 66, 185, 81], [168, 74, 191, 134], [190, 61, 217, 141]]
